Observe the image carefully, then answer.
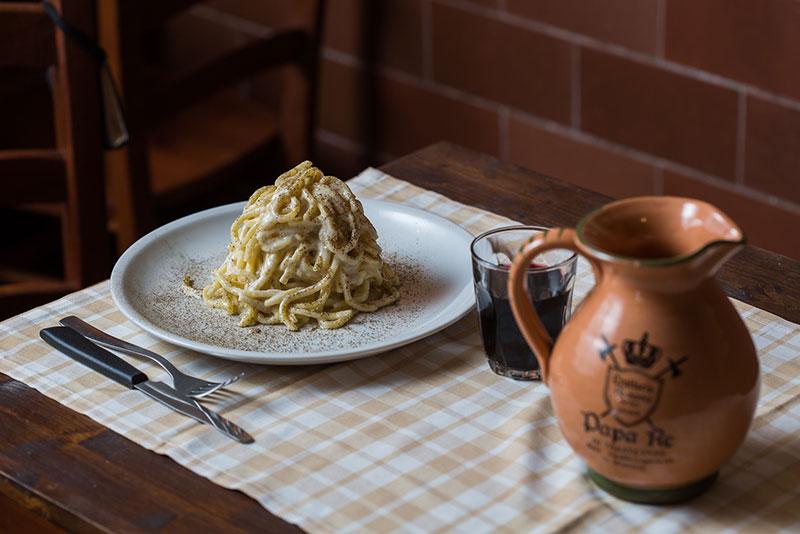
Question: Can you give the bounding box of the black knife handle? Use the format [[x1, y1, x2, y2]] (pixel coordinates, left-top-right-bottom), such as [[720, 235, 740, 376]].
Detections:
[[40, 327, 147, 389]]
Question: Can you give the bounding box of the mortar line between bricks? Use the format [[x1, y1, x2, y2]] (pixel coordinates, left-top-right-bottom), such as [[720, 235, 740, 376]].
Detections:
[[431, 0, 800, 114], [203, 0, 800, 115], [735, 91, 748, 185], [316, 130, 396, 168], [197, 2, 800, 216], [571, 45, 581, 130], [422, 0, 434, 80], [320, 49, 800, 214], [498, 107, 510, 161], [316, 129, 365, 155], [191, 4, 274, 38], [653, 167, 664, 196], [323, 49, 519, 117], [323, 48, 362, 68], [324, 48, 507, 116], [655, 0, 666, 58], [508, 112, 800, 215]]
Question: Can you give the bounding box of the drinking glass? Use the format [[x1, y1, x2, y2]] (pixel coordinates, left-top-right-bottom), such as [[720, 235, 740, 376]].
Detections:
[[471, 226, 577, 380]]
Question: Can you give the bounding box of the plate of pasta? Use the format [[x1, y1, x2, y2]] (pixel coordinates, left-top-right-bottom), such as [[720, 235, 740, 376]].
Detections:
[[111, 162, 475, 365]]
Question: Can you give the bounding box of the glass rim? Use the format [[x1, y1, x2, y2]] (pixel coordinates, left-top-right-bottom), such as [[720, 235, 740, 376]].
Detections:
[[470, 225, 577, 273]]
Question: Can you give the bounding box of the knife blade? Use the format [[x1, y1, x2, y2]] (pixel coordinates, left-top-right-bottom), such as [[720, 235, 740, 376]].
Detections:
[[40, 327, 253, 444]]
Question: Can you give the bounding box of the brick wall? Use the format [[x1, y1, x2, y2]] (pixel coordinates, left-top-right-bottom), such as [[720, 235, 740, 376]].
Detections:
[[188, 0, 800, 259]]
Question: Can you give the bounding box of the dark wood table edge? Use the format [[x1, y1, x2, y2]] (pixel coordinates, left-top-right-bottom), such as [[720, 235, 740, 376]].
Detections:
[[1, 142, 797, 533], [0, 372, 302, 533], [381, 142, 800, 325]]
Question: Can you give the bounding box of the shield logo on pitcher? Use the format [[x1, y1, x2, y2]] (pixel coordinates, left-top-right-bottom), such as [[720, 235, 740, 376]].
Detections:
[[603, 367, 663, 427]]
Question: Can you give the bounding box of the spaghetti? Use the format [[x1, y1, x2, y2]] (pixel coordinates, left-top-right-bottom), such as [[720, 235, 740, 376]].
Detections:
[[200, 161, 400, 330]]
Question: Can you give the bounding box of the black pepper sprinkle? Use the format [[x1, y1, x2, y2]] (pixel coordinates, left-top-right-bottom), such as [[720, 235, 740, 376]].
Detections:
[[139, 252, 435, 356]]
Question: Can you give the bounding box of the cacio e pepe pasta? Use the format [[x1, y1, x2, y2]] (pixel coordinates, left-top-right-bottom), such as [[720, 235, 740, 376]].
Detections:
[[198, 161, 400, 330]]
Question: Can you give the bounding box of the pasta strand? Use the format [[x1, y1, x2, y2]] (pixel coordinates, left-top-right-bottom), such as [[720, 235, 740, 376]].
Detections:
[[200, 161, 401, 331]]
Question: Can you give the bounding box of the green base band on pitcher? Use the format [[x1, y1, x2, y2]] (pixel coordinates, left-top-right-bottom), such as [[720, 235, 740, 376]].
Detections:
[[587, 469, 718, 504]]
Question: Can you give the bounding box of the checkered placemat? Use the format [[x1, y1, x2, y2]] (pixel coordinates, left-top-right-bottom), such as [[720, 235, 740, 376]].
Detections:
[[2, 169, 799, 533]]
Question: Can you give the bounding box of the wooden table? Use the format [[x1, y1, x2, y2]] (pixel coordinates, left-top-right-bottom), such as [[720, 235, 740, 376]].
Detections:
[[2, 142, 798, 532]]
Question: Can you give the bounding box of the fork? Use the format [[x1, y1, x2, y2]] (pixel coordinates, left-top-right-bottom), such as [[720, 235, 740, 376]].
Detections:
[[59, 316, 243, 398]]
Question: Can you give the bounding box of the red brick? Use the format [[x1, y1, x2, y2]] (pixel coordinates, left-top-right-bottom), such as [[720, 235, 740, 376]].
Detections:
[[663, 170, 800, 259], [431, 3, 571, 123], [745, 97, 800, 205], [321, 0, 358, 55], [507, 0, 659, 54], [317, 59, 500, 158], [250, 68, 284, 111], [508, 117, 656, 198], [314, 136, 365, 179], [666, 0, 800, 100], [210, 0, 423, 76], [275, 67, 309, 165], [382, 0, 423, 76], [581, 49, 739, 180], [376, 76, 500, 157], [465, 0, 498, 6], [323, 0, 423, 76], [318, 59, 362, 141]]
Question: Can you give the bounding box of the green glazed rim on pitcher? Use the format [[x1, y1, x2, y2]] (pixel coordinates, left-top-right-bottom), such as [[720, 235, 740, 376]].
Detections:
[[587, 469, 719, 505], [574, 196, 747, 268]]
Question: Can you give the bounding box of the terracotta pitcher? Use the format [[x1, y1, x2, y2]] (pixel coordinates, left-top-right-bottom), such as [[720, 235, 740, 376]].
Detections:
[[508, 196, 759, 504]]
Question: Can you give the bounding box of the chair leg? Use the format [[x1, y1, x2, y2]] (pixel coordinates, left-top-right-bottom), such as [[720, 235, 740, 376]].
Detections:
[[106, 143, 153, 254], [304, 0, 326, 163], [98, 0, 154, 254], [360, 0, 381, 168], [52, 0, 112, 286]]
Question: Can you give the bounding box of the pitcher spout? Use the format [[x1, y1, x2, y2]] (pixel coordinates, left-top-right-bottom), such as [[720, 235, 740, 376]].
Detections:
[[679, 199, 746, 277], [574, 196, 746, 280], [692, 236, 746, 277]]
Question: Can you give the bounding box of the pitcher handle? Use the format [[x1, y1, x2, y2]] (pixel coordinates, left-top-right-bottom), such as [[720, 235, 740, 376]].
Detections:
[[507, 228, 602, 384]]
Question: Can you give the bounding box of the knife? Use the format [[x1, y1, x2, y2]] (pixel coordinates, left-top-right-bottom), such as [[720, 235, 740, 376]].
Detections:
[[40, 327, 253, 444]]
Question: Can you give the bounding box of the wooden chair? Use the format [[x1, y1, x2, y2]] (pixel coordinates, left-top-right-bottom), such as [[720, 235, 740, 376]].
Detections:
[[0, 1, 110, 317], [99, 1, 326, 252]]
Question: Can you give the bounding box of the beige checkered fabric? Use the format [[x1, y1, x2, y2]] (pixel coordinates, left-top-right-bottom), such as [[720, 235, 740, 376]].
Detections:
[[1, 169, 799, 533]]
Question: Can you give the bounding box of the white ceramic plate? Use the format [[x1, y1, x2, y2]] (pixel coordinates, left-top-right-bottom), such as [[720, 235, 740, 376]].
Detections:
[[110, 199, 476, 365]]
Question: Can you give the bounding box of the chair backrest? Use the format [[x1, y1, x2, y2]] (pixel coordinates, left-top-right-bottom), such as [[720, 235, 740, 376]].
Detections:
[[98, 0, 326, 251], [0, 1, 110, 303], [102, 0, 323, 126]]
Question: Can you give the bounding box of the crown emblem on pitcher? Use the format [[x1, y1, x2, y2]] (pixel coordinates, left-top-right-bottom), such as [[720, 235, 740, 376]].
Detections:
[[597, 332, 688, 428], [623, 333, 661, 369]]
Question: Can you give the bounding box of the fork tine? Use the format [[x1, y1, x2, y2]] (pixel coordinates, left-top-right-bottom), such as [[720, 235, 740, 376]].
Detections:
[[190, 382, 226, 398], [188, 371, 245, 398], [221, 372, 244, 386]]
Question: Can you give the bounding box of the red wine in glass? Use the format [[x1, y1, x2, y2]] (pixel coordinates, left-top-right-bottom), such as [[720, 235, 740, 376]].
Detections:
[[473, 264, 574, 380]]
